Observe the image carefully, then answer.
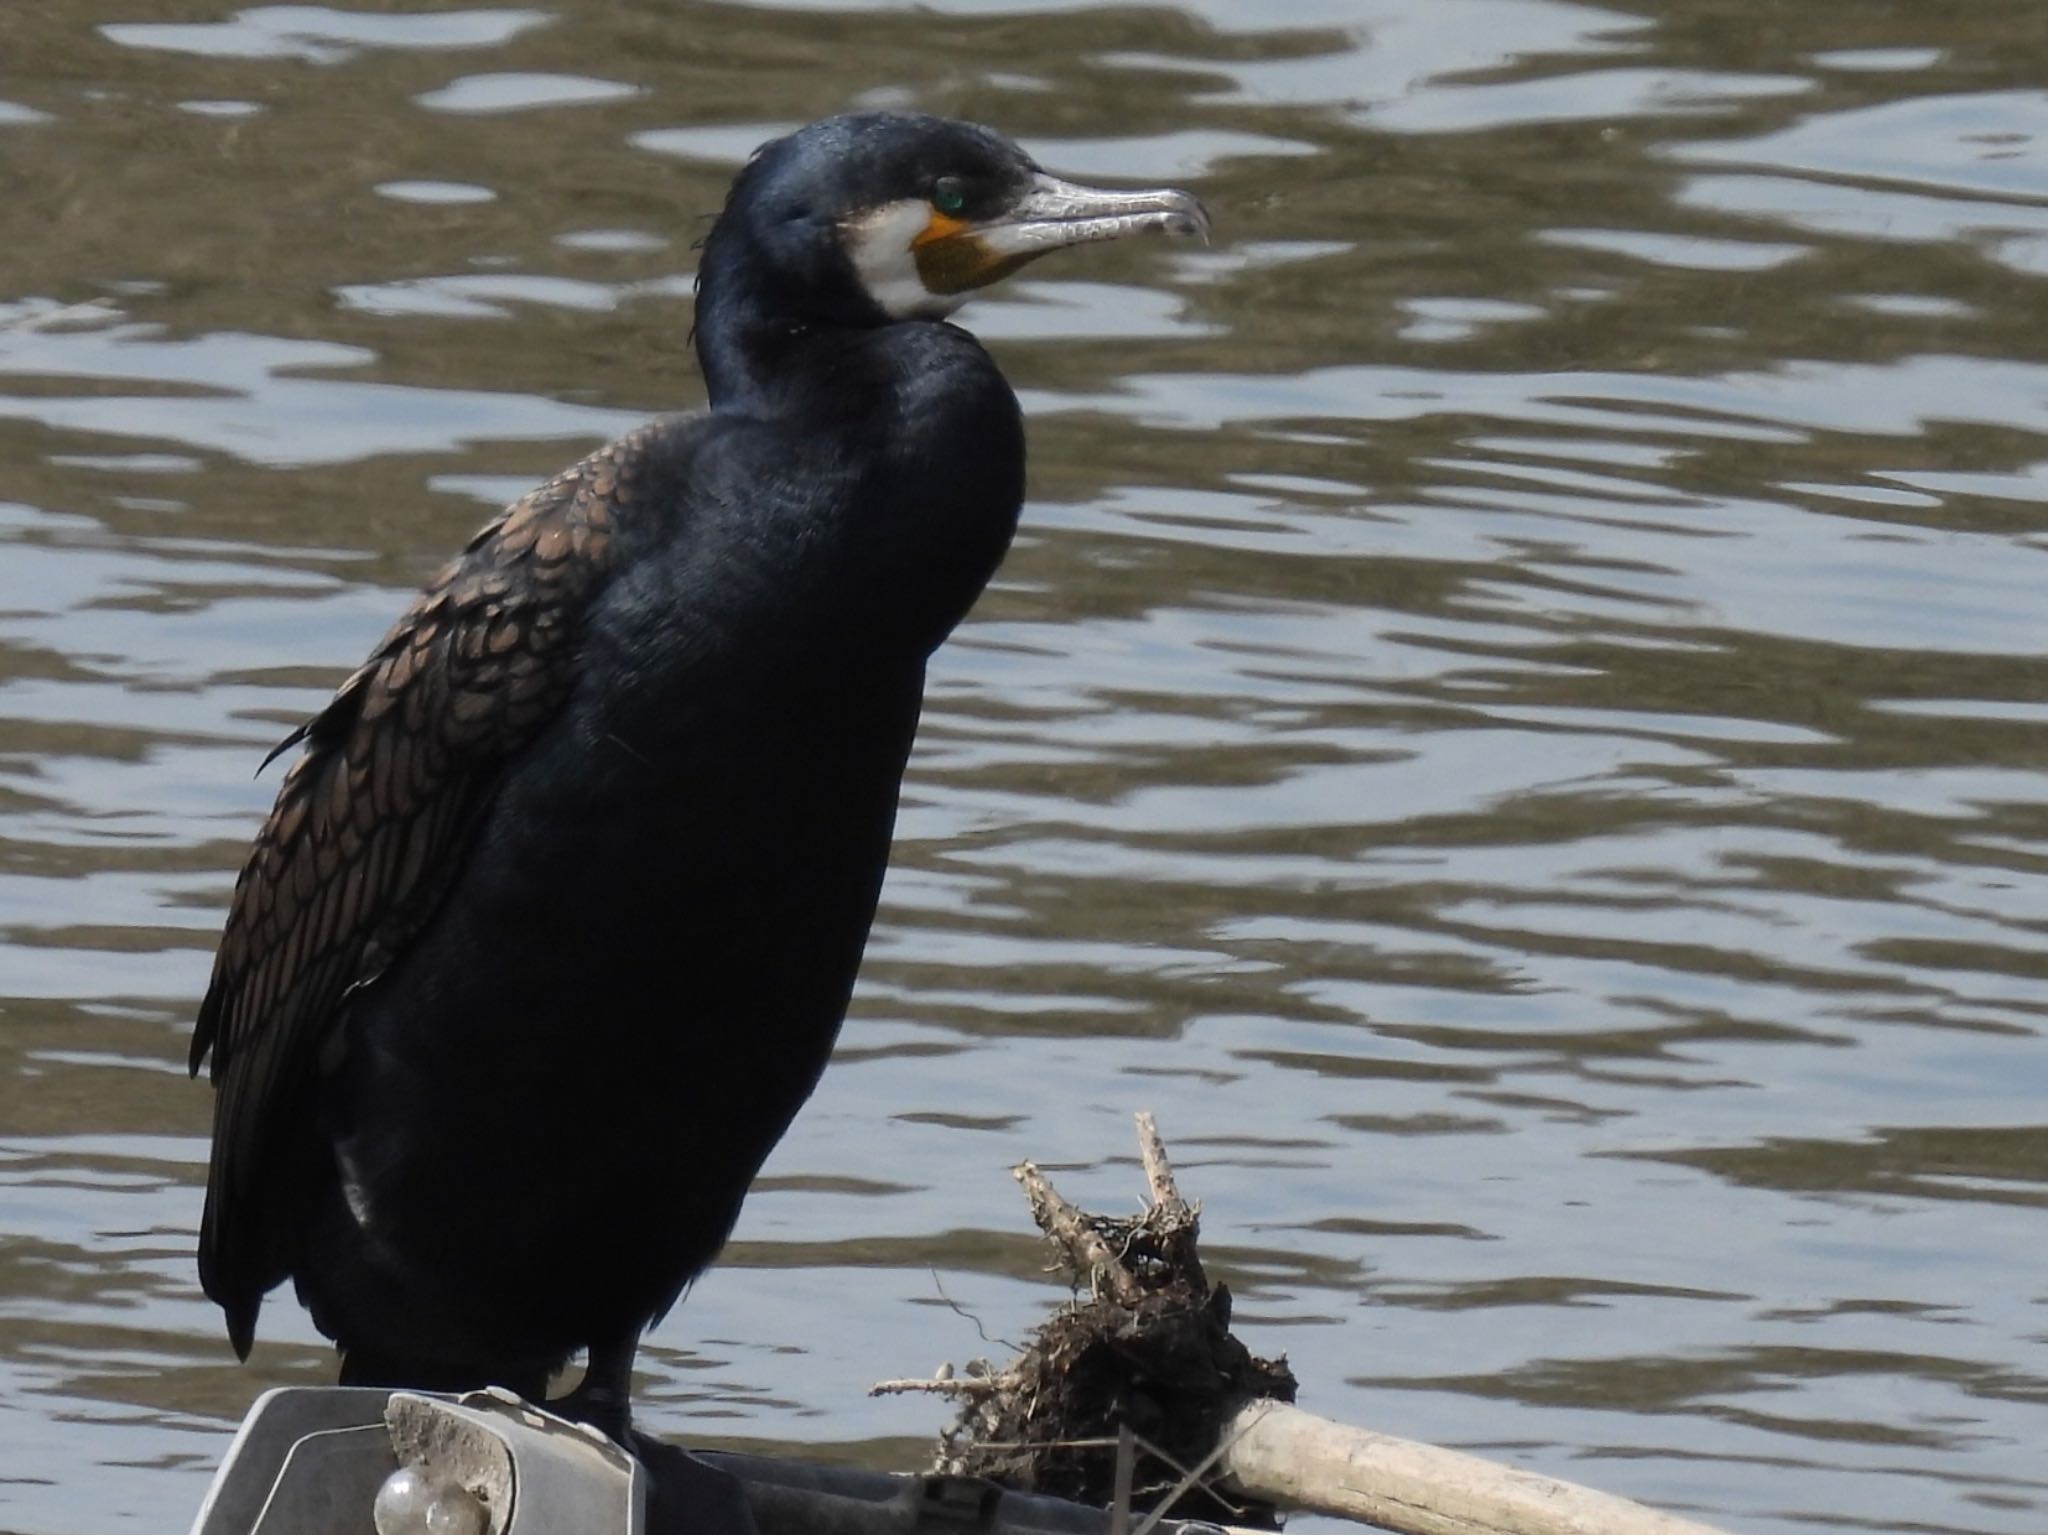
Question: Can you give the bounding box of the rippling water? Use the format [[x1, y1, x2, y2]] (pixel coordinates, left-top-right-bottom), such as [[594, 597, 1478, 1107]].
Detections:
[[5, 3, 2048, 1532]]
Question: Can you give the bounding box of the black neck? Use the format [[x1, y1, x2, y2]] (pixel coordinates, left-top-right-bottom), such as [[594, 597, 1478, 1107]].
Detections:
[[683, 212, 1024, 662], [693, 220, 885, 412]]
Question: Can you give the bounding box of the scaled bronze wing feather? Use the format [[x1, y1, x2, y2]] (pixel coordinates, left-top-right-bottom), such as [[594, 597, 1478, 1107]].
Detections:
[[190, 428, 651, 1355]]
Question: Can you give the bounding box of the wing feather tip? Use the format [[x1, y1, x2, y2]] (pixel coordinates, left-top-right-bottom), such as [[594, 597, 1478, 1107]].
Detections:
[[225, 1301, 257, 1362]]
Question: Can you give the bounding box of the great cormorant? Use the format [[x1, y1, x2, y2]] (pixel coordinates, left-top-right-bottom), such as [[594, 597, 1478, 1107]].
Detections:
[[189, 111, 1207, 1439]]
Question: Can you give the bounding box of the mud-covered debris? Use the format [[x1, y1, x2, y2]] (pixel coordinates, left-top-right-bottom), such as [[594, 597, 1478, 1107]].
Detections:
[[889, 1115, 1296, 1527]]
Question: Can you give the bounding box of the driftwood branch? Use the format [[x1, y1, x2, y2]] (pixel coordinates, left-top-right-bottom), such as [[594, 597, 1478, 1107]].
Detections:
[[1217, 1400, 1734, 1535], [898, 1116, 1739, 1535]]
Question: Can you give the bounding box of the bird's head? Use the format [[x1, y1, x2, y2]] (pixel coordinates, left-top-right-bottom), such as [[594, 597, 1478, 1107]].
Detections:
[[700, 112, 1210, 330]]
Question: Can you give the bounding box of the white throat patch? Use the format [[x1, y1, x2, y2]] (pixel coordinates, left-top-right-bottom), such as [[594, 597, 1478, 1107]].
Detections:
[[841, 199, 970, 321]]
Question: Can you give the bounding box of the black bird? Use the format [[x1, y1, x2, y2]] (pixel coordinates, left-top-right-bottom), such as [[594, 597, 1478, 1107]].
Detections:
[[189, 112, 1206, 1439]]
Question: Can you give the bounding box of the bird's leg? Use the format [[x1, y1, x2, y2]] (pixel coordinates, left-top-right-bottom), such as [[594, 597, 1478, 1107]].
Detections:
[[549, 1335, 764, 1535], [549, 1332, 637, 1443]]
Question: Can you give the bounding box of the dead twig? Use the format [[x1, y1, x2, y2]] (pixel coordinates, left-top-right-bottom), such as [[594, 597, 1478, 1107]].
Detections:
[[870, 1375, 1007, 1399], [1013, 1161, 1146, 1308], [1134, 1112, 1184, 1212]]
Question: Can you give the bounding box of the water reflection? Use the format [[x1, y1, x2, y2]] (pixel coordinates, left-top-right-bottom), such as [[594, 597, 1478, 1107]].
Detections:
[[4, 2, 2048, 1533]]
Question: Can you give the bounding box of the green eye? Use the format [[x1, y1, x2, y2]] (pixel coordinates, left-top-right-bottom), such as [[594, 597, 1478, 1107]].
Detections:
[[932, 177, 967, 216]]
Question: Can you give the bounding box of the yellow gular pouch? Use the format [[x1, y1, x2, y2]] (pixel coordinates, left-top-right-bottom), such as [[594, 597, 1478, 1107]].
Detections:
[[840, 198, 976, 320], [911, 210, 1038, 296]]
